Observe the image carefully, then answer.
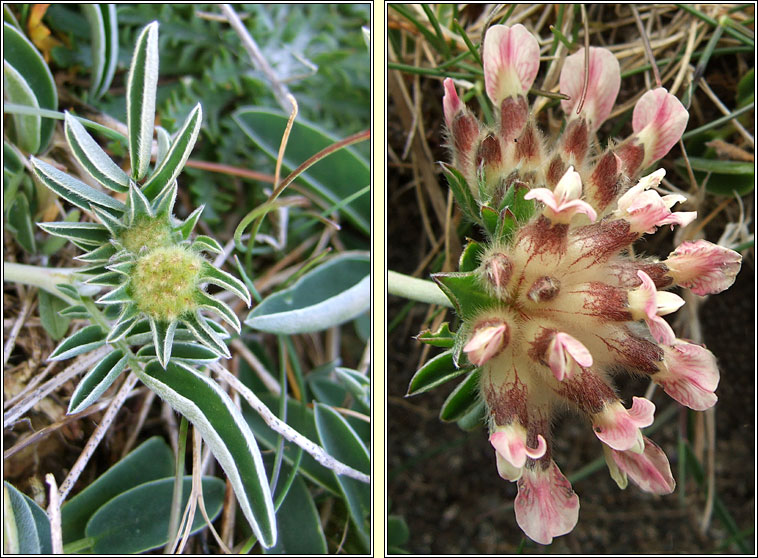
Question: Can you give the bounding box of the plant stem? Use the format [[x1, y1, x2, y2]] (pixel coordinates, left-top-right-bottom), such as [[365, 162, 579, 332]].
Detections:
[[387, 270, 452, 308], [2, 262, 96, 305]]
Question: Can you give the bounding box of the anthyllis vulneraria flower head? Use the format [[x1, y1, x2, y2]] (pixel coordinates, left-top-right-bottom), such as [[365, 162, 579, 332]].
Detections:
[[436, 24, 742, 545]]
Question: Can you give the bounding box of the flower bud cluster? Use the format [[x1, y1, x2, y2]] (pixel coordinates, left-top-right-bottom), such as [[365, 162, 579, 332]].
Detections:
[[438, 23, 742, 545]]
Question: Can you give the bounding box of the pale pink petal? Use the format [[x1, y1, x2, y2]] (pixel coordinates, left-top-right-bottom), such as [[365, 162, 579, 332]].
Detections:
[[483, 24, 540, 105], [593, 397, 654, 453], [611, 436, 675, 494], [524, 167, 597, 224], [553, 165, 583, 202], [560, 47, 620, 131], [463, 322, 508, 366], [515, 461, 580, 545], [627, 271, 681, 344], [666, 240, 742, 295], [490, 425, 547, 470], [658, 341, 720, 410], [632, 88, 689, 166], [496, 450, 523, 481], [524, 187, 561, 213], [442, 78, 462, 130], [547, 332, 593, 381]]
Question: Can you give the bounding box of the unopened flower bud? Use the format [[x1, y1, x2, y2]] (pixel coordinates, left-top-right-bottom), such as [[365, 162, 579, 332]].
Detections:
[[464, 320, 509, 366], [665, 240, 742, 295], [483, 252, 513, 296], [527, 276, 560, 302]]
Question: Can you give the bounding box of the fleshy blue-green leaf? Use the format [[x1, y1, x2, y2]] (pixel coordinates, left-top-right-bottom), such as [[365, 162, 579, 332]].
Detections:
[[38, 290, 70, 340], [3, 60, 40, 153], [85, 476, 224, 554], [4, 481, 52, 554], [141, 103, 202, 198], [64, 112, 129, 192], [313, 403, 370, 549], [68, 350, 127, 414], [61, 437, 174, 544], [3, 22, 58, 151], [48, 324, 106, 361], [233, 108, 369, 235], [246, 253, 369, 334], [126, 21, 159, 181], [137, 360, 276, 548], [30, 158, 126, 214]]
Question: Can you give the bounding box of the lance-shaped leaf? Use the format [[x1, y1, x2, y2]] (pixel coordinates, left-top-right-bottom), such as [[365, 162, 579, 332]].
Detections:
[[59, 305, 90, 318], [48, 325, 106, 361], [432, 271, 498, 321], [127, 181, 153, 223], [4, 481, 52, 554], [195, 291, 241, 332], [442, 163, 480, 224], [178, 205, 204, 239], [126, 21, 159, 181], [149, 318, 177, 368], [439, 369, 480, 422], [96, 283, 131, 305], [86, 271, 122, 287], [90, 204, 125, 237], [107, 304, 140, 343], [151, 179, 176, 217], [37, 221, 110, 246], [82, 4, 119, 100], [30, 158, 125, 214], [65, 112, 129, 193], [416, 322, 456, 348], [75, 243, 118, 263], [4, 60, 41, 153], [137, 360, 277, 548], [407, 350, 473, 396], [137, 342, 218, 364], [183, 311, 231, 359], [191, 235, 224, 255], [200, 262, 250, 306], [141, 104, 202, 198], [68, 350, 128, 414], [154, 126, 171, 168], [245, 254, 368, 334]]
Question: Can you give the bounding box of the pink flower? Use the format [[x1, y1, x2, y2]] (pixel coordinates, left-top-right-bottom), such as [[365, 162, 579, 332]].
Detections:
[[490, 423, 547, 481], [442, 77, 463, 130], [463, 321, 509, 366], [609, 436, 676, 494], [483, 24, 540, 106], [515, 461, 580, 545], [627, 270, 684, 344], [632, 88, 689, 169], [615, 169, 697, 234], [546, 331, 593, 381], [560, 47, 621, 132], [524, 166, 598, 224], [657, 341, 720, 410], [665, 240, 742, 295], [592, 397, 655, 453]]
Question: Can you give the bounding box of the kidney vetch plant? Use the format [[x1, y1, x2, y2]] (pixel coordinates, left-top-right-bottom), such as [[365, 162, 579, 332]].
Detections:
[[392, 22, 743, 545]]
